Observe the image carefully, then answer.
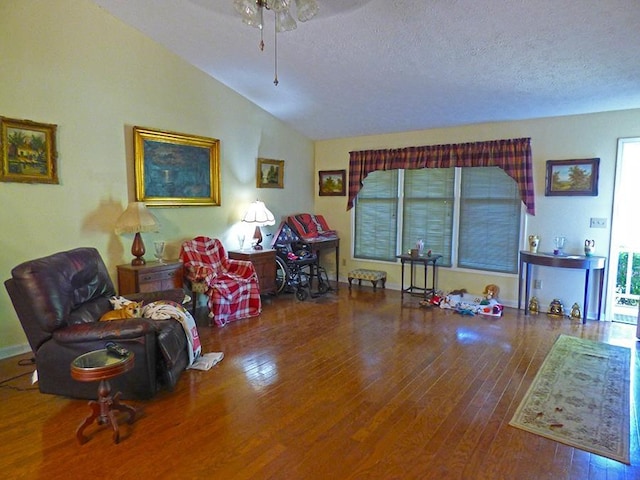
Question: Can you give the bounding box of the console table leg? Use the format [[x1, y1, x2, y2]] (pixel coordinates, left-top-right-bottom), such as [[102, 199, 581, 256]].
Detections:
[[583, 270, 591, 324]]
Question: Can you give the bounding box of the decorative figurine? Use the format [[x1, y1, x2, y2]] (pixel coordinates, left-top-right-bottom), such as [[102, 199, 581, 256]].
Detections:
[[548, 298, 564, 317], [584, 239, 595, 256], [529, 296, 539, 314], [570, 303, 581, 320], [528, 235, 540, 253]]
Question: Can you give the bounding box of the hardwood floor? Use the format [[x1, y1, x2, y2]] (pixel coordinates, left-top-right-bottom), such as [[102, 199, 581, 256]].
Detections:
[[1, 286, 638, 479]]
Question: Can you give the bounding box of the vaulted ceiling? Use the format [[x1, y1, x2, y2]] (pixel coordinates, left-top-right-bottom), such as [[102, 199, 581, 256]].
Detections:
[[90, 0, 640, 140]]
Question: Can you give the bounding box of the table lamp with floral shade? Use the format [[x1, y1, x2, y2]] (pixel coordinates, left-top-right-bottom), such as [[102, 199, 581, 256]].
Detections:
[[115, 202, 159, 265]]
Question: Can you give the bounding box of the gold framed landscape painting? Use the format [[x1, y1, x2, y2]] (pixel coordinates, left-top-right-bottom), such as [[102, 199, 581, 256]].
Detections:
[[0, 117, 58, 184], [257, 158, 284, 188], [133, 126, 221, 206]]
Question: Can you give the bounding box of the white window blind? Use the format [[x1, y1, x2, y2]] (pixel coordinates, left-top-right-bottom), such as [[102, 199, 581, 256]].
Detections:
[[458, 167, 521, 273], [403, 168, 455, 266], [354, 170, 398, 261], [354, 167, 522, 273]]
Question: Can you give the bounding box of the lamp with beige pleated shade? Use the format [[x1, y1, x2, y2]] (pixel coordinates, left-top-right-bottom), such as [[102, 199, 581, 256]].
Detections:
[[241, 200, 275, 249], [115, 202, 159, 265]]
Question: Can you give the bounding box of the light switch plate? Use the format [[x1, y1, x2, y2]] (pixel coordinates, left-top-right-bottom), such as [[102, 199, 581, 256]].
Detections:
[[590, 217, 607, 228]]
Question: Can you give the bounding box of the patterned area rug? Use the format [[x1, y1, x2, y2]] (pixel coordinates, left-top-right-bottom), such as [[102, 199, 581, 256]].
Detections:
[[509, 334, 631, 464]]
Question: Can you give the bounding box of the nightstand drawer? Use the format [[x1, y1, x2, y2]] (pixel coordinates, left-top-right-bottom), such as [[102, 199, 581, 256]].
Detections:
[[228, 249, 276, 295], [117, 261, 183, 295], [139, 269, 178, 283]]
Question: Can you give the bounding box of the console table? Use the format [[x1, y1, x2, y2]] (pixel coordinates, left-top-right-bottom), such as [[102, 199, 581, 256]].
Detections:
[[518, 250, 606, 323], [396, 254, 442, 300]]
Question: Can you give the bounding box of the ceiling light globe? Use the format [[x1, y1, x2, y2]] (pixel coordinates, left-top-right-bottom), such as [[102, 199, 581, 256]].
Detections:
[[294, 0, 318, 22]]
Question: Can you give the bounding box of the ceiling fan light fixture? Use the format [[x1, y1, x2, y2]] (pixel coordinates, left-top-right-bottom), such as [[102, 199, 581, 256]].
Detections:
[[268, 0, 290, 13], [234, 0, 257, 18], [275, 9, 297, 32], [294, 0, 319, 22], [234, 0, 319, 85]]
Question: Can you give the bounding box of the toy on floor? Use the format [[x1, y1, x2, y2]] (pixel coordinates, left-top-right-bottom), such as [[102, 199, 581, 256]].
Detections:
[[439, 288, 504, 317], [483, 284, 500, 300], [419, 291, 444, 308]]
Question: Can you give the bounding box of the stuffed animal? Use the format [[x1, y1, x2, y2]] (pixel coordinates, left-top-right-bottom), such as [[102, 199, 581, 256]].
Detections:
[[483, 284, 500, 300], [99, 300, 143, 321]]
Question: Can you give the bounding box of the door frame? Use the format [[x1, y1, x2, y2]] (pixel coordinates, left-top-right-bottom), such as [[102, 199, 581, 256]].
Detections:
[[607, 137, 640, 323]]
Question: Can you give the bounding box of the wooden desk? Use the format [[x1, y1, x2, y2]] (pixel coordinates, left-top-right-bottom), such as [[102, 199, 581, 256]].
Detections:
[[299, 237, 340, 286], [396, 254, 442, 299], [518, 250, 606, 323]]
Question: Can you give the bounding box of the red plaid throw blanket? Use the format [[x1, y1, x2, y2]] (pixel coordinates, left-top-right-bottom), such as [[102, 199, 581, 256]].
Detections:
[[179, 236, 261, 326], [287, 213, 337, 240]]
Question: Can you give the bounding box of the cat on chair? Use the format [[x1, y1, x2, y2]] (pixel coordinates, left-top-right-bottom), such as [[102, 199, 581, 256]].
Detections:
[[99, 300, 143, 321]]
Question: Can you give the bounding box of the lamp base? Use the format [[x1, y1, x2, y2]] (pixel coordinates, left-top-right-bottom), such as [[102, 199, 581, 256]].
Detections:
[[252, 226, 264, 250], [131, 232, 146, 266]]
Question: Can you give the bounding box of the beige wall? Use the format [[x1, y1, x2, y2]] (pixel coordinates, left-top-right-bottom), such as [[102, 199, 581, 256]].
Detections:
[[0, 0, 314, 356], [2, 0, 639, 356], [314, 109, 640, 316]]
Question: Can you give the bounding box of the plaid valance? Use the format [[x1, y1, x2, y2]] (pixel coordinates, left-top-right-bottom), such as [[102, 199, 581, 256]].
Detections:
[[347, 137, 535, 215]]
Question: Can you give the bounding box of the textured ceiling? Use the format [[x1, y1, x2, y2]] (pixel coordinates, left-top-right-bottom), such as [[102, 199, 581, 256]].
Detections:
[[90, 0, 640, 140]]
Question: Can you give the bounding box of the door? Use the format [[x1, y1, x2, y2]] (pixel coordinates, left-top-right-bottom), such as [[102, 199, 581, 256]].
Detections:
[[608, 138, 640, 324]]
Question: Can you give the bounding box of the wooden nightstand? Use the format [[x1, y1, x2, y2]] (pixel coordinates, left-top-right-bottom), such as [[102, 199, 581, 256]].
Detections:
[[117, 260, 183, 295], [228, 249, 276, 295]]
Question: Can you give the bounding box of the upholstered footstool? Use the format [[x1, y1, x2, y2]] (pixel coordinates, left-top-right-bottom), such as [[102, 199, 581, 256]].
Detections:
[[348, 269, 387, 290]]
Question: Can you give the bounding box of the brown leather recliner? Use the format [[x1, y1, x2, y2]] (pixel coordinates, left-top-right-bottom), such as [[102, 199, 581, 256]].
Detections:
[[4, 247, 189, 400]]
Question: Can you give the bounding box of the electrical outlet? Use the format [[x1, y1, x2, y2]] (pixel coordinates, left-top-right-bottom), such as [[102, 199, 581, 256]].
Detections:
[[590, 217, 607, 228], [533, 279, 542, 289]]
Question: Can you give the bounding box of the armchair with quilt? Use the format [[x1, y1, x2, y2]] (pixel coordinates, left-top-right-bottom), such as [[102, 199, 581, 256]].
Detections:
[[179, 236, 261, 327], [4, 247, 190, 400]]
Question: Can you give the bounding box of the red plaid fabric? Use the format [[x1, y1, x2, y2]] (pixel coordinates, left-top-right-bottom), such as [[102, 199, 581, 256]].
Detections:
[[347, 137, 535, 215], [179, 236, 261, 327], [287, 213, 337, 240]]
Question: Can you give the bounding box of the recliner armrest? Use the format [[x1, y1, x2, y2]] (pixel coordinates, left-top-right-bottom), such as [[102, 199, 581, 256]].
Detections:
[[53, 318, 156, 344]]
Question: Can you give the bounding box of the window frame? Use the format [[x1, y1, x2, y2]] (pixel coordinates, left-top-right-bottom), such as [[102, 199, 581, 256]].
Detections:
[[352, 167, 525, 275]]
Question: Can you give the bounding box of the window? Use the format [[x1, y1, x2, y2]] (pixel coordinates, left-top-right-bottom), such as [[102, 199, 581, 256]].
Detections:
[[354, 167, 522, 273], [354, 170, 398, 261], [403, 168, 455, 265], [458, 167, 522, 273]]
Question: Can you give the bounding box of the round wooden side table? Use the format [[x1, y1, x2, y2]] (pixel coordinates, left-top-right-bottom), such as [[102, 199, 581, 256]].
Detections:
[[70, 349, 137, 444]]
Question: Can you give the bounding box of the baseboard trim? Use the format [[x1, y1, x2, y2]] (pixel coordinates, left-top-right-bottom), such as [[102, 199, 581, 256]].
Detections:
[[0, 343, 31, 360]]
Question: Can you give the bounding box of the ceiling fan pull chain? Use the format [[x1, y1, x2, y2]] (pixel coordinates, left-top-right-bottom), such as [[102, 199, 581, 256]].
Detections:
[[273, 23, 279, 86], [259, 5, 265, 51]]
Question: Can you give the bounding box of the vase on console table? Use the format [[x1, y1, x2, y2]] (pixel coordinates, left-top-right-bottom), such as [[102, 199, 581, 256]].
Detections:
[[584, 239, 595, 256]]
